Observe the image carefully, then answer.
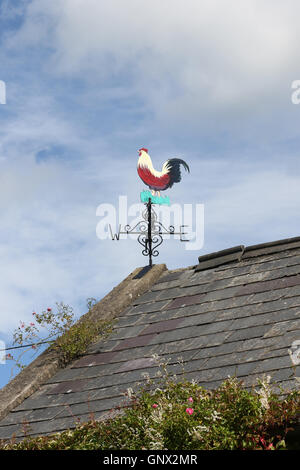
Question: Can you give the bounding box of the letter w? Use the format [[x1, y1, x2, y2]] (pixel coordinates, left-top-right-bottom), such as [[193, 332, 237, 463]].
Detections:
[[109, 224, 121, 240]]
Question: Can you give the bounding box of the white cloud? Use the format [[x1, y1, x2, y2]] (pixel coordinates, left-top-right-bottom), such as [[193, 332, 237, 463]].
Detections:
[[6, 0, 300, 127]]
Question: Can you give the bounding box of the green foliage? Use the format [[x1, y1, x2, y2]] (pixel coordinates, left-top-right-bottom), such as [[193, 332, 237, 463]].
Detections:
[[1, 362, 299, 450], [13, 302, 75, 349], [8, 299, 114, 376], [53, 315, 114, 366]]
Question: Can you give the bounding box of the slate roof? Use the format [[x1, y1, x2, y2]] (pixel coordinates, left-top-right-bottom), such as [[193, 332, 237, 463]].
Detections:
[[0, 236, 300, 441]]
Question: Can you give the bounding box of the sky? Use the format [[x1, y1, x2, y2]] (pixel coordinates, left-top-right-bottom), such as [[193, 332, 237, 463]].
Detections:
[[1, 0, 300, 387]]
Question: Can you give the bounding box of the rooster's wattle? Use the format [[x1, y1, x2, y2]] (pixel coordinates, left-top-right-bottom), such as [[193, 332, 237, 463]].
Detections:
[[137, 148, 190, 196]]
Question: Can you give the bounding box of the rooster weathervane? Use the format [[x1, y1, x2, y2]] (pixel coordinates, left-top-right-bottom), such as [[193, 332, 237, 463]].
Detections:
[[137, 147, 190, 204], [109, 148, 190, 267]]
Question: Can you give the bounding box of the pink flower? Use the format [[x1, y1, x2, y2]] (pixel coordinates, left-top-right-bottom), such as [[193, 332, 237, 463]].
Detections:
[[32, 345, 37, 350], [32, 312, 36, 316], [186, 408, 194, 415], [20, 322, 25, 328], [266, 443, 274, 450], [152, 404, 158, 408], [259, 437, 267, 448], [188, 397, 193, 403], [30, 322, 35, 326], [47, 308, 52, 312]]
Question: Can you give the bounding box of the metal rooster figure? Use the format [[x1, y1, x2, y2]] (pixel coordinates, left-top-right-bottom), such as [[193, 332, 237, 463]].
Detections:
[[137, 148, 190, 203], [109, 147, 190, 267]]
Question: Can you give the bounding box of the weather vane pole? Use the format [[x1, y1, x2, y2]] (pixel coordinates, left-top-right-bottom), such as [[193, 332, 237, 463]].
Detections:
[[147, 198, 153, 266], [109, 148, 190, 267]]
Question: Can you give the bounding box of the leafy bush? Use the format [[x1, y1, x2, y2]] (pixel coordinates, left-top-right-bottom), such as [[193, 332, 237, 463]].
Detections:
[[1, 360, 299, 450], [7, 299, 114, 377]]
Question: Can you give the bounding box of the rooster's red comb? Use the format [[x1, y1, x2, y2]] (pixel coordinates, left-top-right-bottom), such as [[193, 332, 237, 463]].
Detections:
[[139, 147, 148, 153]]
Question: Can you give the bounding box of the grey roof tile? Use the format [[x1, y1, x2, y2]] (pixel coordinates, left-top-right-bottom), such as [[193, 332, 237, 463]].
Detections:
[[0, 423, 22, 440], [45, 366, 87, 383], [235, 362, 259, 377], [108, 324, 149, 341], [275, 379, 299, 392], [139, 318, 184, 335], [23, 406, 65, 423], [91, 384, 138, 401], [156, 286, 196, 301], [178, 310, 218, 328], [225, 325, 270, 342], [228, 308, 299, 331], [156, 269, 191, 283], [72, 351, 119, 368], [263, 320, 300, 338], [196, 246, 244, 271], [132, 290, 164, 305], [166, 293, 206, 309], [151, 278, 189, 292], [62, 396, 125, 418], [63, 363, 121, 381], [0, 410, 31, 426], [270, 368, 296, 382], [87, 338, 123, 353], [112, 333, 157, 351], [13, 393, 59, 412], [125, 299, 171, 315], [87, 367, 160, 389], [252, 355, 293, 374], [243, 238, 300, 259], [16, 390, 100, 410], [15, 414, 103, 438], [187, 365, 238, 384], [116, 357, 156, 373], [115, 314, 145, 328], [186, 264, 300, 293], [215, 296, 300, 322], [47, 379, 90, 394], [236, 275, 300, 297]]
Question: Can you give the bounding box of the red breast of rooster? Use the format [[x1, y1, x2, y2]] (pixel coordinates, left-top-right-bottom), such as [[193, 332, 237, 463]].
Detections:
[[137, 148, 190, 196]]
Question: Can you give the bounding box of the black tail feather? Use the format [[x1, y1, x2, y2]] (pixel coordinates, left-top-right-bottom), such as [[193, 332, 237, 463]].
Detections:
[[165, 158, 190, 187]]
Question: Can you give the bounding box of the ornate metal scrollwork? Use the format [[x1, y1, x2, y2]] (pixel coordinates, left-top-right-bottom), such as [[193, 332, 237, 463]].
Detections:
[[110, 198, 189, 266]]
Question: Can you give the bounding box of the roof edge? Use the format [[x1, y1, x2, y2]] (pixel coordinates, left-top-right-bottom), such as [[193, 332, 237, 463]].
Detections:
[[196, 235, 300, 271], [195, 245, 245, 272], [243, 235, 300, 255], [0, 264, 167, 422], [245, 235, 300, 251], [197, 245, 245, 263]]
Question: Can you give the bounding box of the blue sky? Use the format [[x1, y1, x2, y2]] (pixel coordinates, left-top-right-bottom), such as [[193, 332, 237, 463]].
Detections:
[[1, 0, 300, 387]]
